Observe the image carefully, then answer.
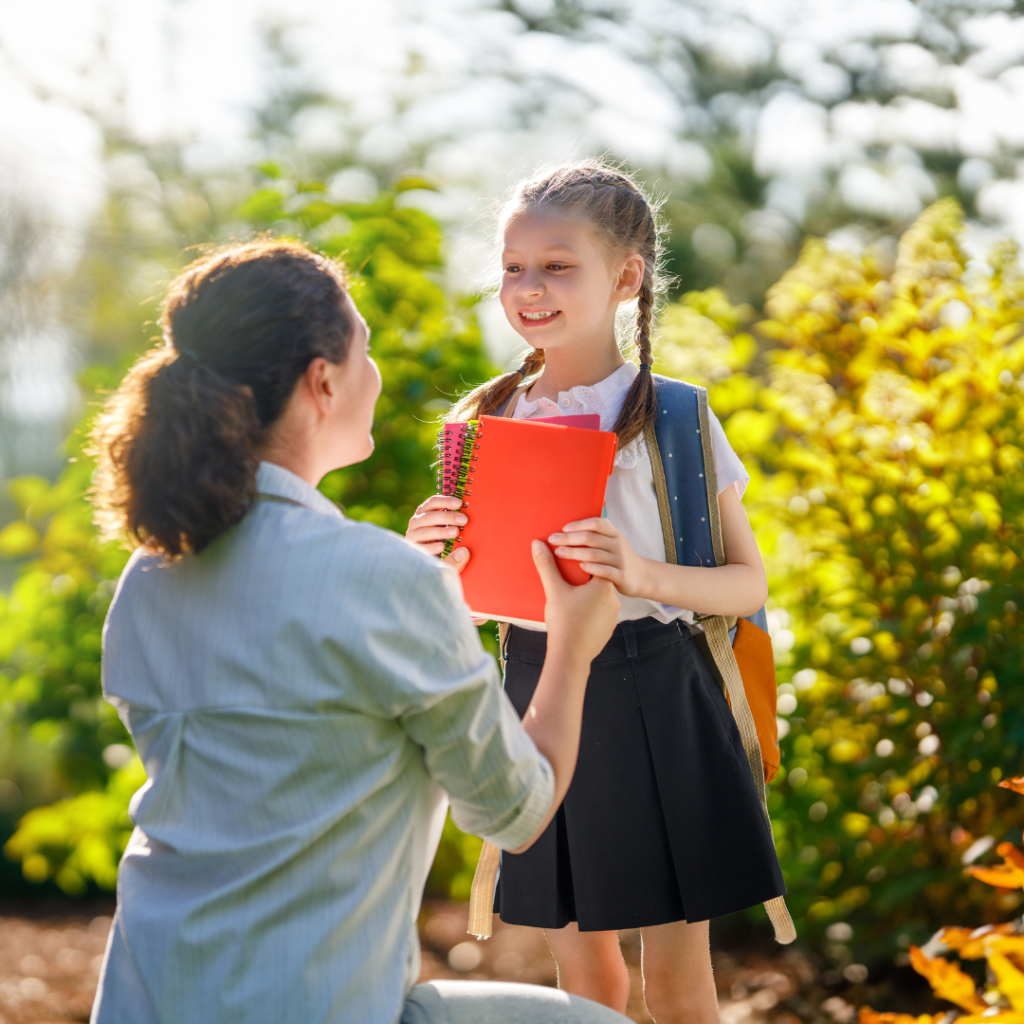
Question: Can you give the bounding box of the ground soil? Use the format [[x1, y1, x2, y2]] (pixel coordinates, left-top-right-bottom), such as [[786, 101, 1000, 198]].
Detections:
[[0, 899, 923, 1024]]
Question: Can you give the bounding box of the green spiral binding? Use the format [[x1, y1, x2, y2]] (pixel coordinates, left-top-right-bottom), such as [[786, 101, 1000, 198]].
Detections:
[[435, 420, 480, 556]]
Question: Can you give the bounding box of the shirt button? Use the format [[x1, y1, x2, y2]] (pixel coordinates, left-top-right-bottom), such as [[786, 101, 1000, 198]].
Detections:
[[560, 397, 570, 408]]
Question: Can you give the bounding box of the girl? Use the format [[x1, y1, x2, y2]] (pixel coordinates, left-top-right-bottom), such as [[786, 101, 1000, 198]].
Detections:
[[87, 240, 626, 1024], [407, 164, 786, 1024]]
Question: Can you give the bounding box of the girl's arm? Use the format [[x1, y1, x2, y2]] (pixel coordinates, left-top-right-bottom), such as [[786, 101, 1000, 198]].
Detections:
[[549, 484, 767, 618]]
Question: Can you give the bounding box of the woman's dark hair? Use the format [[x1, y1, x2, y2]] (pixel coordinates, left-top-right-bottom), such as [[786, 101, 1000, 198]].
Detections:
[[449, 161, 665, 447], [91, 239, 354, 559]]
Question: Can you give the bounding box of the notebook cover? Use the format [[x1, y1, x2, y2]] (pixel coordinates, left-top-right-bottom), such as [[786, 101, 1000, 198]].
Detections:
[[450, 415, 617, 626], [531, 414, 600, 430]]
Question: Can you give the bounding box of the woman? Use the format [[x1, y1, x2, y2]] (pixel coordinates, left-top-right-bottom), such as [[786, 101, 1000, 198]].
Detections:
[[88, 240, 625, 1024]]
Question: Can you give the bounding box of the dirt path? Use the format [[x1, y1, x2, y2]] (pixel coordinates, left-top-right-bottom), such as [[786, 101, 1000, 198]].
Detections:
[[0, 900, 881, 1024]]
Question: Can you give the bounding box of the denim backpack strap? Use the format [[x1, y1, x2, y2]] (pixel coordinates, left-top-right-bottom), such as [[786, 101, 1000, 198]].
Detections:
[[468, 384, 526, 941], [650, 378, 796, 944]]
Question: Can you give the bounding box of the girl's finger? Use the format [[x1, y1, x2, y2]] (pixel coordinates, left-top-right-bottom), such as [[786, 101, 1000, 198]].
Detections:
[[562, 517, 616, 536], [411, 510, 468, 529], [550, 530, 615, 550], [409, 525, 463, 543], [554, 546, 618, 566], [416, 494, 463, 514]]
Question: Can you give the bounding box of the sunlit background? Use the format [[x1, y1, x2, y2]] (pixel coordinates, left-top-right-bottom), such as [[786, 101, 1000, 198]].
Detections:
[[5, 0, 1024, 481], [5, 2, 1024, 1020]]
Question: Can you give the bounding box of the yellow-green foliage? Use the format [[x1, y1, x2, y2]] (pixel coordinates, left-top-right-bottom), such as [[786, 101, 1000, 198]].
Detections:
[[4, 757, 146, 895], [656, 198, 1024, 952]]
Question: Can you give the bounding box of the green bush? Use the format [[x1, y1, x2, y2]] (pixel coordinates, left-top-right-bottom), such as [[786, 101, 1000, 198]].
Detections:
[[656, 199, 1024, 959]]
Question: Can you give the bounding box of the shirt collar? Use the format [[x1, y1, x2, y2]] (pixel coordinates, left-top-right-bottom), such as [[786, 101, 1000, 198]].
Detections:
[[588, 360, 638, 407], [255, 461, 345, 519], [518, 361, 640, 415]]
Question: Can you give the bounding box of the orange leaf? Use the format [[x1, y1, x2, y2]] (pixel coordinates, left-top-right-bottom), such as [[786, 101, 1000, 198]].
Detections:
[[959, 925, 1020, 959], [989, 951, 1024, 1012], [1000, 778, 1024, 796], [986, 936, 1024, 959], [940, 926, 980, 951], [909, 946, 988, 1013], [966, 865, 1024, 890], [957, 1015, 1024, 1024], [859, 1011, 945, 1024], [998, 843, 1024, 872]]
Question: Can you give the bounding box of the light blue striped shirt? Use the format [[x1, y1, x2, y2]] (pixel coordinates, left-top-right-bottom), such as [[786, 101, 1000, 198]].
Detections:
[[92, 462, 553, 1024]]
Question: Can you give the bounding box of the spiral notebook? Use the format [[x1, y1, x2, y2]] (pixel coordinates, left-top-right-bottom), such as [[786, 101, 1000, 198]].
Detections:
[[438, 414, 617, 627]]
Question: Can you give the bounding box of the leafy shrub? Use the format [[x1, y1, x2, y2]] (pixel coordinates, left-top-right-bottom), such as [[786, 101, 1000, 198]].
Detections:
[[655, 199, 1024, 956], [3, 756, 146, 895]]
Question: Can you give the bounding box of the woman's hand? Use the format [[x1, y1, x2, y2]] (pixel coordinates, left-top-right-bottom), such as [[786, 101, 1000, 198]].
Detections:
[[406, 495, 470, 574], [548, 518, 652, 598], [532, 540, 620, 666]]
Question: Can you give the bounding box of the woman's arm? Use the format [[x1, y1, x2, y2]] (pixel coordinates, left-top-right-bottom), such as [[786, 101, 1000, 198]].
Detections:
[[507, 542, 620, 852], [396, 540, 619, 855], [548, 484, 768, 618]]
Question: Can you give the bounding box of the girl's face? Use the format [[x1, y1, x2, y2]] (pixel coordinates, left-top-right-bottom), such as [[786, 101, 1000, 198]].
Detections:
[[499, 209, 641, 353]]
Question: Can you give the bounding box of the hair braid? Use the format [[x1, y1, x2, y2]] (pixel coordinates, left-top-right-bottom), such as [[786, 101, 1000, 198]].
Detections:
[[448, 346, 546, 421], [611, 275, 657, 446]]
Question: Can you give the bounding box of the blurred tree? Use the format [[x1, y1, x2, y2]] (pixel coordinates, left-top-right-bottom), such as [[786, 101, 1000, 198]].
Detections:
[[495, 0, 1024, 305], [656, 197, 1024, 961]]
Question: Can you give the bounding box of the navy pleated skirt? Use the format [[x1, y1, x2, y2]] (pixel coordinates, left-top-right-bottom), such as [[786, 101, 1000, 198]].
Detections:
[[496, 616, 786, 932]]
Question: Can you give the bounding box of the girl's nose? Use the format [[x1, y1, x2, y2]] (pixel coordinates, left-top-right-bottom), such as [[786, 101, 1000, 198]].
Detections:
[[518, 271, 545, 298]]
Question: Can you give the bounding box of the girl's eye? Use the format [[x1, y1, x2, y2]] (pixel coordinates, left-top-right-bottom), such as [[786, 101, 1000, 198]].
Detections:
[[547, 263, 569, 271], [504, 264, 522, 274]]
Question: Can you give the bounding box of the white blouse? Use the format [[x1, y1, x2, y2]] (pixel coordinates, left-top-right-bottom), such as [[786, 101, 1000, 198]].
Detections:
[[513, 361, 748, 625]]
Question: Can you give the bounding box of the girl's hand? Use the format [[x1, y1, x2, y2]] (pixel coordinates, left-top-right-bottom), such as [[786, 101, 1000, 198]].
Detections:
[[548, 518, 652, 598], [406, 495, 470, 575]]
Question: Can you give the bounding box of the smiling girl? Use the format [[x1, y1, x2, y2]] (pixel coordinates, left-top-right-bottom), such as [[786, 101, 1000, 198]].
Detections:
[[406, 164, 785, 1024]]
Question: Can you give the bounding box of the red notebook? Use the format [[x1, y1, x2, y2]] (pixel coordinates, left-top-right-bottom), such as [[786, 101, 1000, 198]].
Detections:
[[437, 415, 617, 627]]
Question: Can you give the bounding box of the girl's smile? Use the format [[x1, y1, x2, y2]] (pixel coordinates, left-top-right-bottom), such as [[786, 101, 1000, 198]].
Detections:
[[519, 308, 561, 326]]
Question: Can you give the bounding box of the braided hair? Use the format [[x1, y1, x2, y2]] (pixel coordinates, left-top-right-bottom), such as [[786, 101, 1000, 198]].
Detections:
[[450, 161, 664, 448]]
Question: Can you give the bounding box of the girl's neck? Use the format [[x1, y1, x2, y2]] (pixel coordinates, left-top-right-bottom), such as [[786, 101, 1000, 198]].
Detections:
[[526, 339, 626, 403]]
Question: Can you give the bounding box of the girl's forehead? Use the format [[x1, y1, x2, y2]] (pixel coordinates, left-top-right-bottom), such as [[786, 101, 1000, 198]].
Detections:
[[501, 208, 600, 251]]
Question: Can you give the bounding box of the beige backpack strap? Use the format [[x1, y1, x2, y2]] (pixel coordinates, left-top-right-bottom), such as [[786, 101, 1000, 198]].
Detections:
[[467, 385, 526, 940], [648, 398, 796, 945]]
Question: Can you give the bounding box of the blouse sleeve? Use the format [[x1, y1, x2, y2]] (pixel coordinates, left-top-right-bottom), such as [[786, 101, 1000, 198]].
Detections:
[[331, 537, 553, 851], [708, 407, 750, 498]]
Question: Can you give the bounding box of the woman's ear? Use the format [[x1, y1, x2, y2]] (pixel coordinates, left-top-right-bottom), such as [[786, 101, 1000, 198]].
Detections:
[[615, 254, 645, 301], [303, 357, 335, 413]]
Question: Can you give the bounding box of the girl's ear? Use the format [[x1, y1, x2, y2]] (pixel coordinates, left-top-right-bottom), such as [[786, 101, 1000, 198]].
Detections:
[[614, 254, 645, 302]]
